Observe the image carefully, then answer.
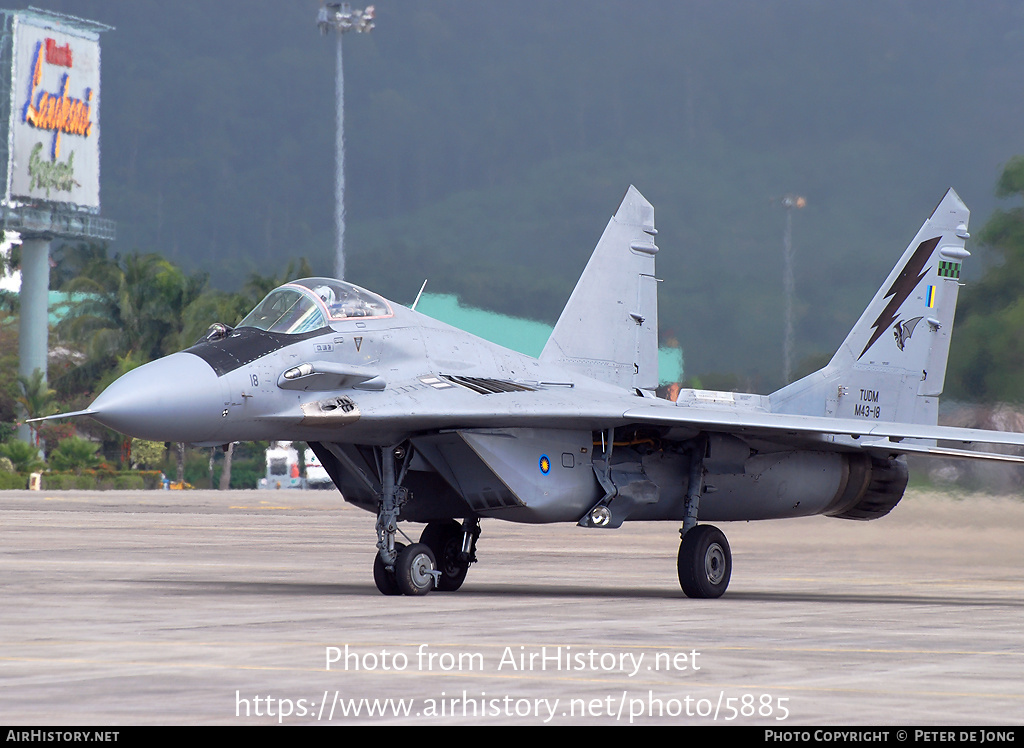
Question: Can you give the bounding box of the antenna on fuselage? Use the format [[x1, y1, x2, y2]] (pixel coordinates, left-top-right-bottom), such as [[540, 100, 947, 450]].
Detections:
[[411, 279, 428, 310]]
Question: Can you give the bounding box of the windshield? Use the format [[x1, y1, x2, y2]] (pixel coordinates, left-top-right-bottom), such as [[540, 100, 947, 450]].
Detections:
[[238, 288, 327, 334]]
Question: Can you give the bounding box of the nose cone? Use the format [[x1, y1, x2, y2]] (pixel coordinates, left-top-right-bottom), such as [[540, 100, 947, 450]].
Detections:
[[90, 352, 227, 443]]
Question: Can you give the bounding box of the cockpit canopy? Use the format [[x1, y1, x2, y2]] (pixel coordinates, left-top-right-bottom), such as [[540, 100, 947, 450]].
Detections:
[[238, 278, 392, 334]]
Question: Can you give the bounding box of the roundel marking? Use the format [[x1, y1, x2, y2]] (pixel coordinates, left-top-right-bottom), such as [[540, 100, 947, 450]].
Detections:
[[539, 454, 551, 475]]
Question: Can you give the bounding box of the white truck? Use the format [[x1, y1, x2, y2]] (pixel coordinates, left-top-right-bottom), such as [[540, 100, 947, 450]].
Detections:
[[258, 441, 332, 489]]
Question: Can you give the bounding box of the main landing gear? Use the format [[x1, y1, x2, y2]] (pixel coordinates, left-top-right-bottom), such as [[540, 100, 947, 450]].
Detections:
[[677, 524, 731, 599], [370, 443, 480, 596], [676, 434, 732, 598]]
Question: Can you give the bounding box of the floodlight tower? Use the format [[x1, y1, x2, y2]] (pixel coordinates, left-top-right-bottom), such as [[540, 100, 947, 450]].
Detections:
[[781, 194, 806, 383], [317, 3, 375, 281]]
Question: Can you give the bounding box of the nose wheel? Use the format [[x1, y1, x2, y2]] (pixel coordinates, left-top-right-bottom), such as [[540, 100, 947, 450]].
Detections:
[[373, 542, 406, 596], [373, 542, 440, 596], [394, 543, 438, 596], [677, 524, 731, 599], [419, 519, 477, 592]]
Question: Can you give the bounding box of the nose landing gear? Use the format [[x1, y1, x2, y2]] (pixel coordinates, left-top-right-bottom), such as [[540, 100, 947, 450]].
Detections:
[[419, 519, 479, 592], [370, 443, 479, 596]]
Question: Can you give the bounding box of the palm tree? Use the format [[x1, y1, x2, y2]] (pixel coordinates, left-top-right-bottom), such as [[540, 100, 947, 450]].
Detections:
[[242, 257, 314, 305], [49, 436, 101, 474], [16, 369, 57, 446], [178, 289, 251, 347], [0, 439, 45, 473], [58, 252, 209, 390]]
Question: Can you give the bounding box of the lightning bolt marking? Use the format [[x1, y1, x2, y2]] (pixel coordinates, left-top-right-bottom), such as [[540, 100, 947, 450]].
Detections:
[[858, 237, 939, 360]]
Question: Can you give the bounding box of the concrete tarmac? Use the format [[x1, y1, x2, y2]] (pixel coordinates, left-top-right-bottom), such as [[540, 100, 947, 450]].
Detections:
[[1, 487, 1022, 726]]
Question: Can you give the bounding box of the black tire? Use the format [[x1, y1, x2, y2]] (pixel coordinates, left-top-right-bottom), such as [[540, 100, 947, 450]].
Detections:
[[677, 525, 731, 599], [420, 520, 470, 592], [373, 542, 405, 596], [394, 542, 437, 596]]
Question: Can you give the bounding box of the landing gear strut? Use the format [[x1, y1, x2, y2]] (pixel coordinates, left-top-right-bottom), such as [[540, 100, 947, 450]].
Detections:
[[676, 434, 732, 598], [371, 443, 440, 596], [369, 443, 482, 596]]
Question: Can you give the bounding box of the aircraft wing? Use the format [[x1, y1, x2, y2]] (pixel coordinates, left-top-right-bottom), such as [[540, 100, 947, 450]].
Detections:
[[32, 368, 1024, 465], [620, 400, 1024, 461], [250, 375, 1024, 464]]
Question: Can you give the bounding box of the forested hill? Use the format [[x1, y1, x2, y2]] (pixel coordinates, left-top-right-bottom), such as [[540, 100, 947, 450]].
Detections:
[[36, 0, 1024, 390]]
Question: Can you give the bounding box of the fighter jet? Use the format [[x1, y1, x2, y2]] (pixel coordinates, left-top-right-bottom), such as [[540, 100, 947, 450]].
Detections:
[[36, 186, 1024, 598]]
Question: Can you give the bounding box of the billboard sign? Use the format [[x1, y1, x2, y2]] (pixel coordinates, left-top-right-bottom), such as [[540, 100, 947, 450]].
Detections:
[[6, 17, 100, 210]]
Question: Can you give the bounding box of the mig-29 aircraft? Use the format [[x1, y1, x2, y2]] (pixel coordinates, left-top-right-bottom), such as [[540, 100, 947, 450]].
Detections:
[[37, 186, 1024, 598]]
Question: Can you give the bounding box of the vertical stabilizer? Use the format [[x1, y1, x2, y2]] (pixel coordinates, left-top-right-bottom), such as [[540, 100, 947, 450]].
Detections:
[[541, 186, 660, 392], [771, 188, 970, 426]]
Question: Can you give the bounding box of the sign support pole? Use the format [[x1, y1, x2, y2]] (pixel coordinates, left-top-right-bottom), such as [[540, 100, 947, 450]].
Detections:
[[15, 235, 52, 443]]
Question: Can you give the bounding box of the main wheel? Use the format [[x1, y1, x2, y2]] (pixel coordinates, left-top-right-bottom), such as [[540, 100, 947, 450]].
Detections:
[[394, 542, 437, 596], [373, 542, 405, 596], [677, 525, 731, 599], [420, 521, 470, 592]]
